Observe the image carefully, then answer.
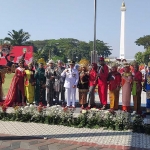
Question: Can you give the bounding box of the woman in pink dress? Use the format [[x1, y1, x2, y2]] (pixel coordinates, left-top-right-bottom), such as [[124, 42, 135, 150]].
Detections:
[[121, 63, 133, 111], [4, 59, 26, 106]]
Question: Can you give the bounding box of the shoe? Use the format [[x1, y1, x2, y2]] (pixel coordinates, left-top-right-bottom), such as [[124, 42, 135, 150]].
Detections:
[[81, 105, 84, 109], [65, 106, 69, 108], [86, 106, 91, 110], [101, 105, 106, 110], [47, 104, 50, 107], [72, 106, 76, 110]]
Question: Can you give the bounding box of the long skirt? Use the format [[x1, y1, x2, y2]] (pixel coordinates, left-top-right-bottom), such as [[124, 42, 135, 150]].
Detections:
[[133, 91, 141, 113], [79, 89, 88, 105], [24, 83, 35, 104], [122, 82, 131, 111], [109, 89, 119, 110]]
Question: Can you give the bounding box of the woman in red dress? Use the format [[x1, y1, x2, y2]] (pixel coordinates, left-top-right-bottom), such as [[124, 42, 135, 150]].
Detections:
[[4, 59, 26, 106]]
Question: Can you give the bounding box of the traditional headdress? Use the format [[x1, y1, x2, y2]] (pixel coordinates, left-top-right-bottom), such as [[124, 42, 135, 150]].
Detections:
[[78, 59, 89, 71], [37, 58, 46, 65], [28, 62, 33, 66], [110, 62, 118, 68], [79, 59, 89, 67], [123, 62, 130, 67], [99, 57, 104, 61]]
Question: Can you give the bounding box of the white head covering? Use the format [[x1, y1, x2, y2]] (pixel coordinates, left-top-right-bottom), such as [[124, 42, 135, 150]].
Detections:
[[57, 60, 62, 63], [48, 59, 54, 64]]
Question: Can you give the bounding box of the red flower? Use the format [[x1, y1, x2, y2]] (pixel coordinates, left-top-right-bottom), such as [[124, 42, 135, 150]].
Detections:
[[37, 105, 43, 112], [39, 102, 43, 107], [2, 105, 7, 112]]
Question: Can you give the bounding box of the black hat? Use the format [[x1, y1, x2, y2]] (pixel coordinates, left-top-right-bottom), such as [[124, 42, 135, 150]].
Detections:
[[69, 60, 75, 64]]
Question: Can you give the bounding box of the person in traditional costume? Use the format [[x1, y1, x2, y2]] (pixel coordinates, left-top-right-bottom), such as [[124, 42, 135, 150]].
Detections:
[[4, 59, 26, 106], [34, 58, 46, 106], [143, 62, 150, 112], [121, 63, 133, 111], [87, 63, 97, 108], [97, 57, 109, 110], [77, 59, 89, 109], [108, 63, 121, 110], [61, 60, 79, 108], [24, 63, 35, 104], [45, 59, 56, 106], [131, 62, 142, 113], [54, 60, 65, 105]]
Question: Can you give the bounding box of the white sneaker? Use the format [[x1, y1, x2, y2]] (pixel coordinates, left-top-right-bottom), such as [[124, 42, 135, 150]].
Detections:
[[47, 104, 50, 107], [131, 111, 136, 115]]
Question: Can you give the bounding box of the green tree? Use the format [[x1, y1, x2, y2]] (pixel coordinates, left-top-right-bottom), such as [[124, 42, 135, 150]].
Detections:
[[142, 47, 150, 65], [4, 29, 30, 45], [134, 52, 143, 64], [33, 48, 46, 62], [135, 35, 150, 49], [31, 38, 112, 63], [89, 40, 112, 58]]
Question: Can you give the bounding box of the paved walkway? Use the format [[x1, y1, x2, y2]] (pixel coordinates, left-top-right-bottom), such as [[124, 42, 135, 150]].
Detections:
[[0, 90, 148, 150], [0, 120, 149, 150]]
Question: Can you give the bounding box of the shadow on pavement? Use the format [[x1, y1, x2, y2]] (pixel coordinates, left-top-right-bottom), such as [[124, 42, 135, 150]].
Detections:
[[0, 135, 43, 140]]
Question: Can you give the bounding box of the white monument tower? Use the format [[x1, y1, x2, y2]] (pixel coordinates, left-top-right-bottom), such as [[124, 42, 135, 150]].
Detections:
[[119, 1, 126, 59]]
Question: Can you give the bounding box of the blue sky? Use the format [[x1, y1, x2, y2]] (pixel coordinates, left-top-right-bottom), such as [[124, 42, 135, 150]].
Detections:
[[0, 0, 150, 58]]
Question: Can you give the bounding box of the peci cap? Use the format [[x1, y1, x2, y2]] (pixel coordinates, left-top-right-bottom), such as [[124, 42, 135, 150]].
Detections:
[[69, 60, 75, 64], [57, 60, 62, 63], [99, 57, 104, 61]]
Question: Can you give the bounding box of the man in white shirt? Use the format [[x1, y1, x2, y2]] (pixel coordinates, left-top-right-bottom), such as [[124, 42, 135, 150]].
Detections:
[[61, 60, 79, 108]]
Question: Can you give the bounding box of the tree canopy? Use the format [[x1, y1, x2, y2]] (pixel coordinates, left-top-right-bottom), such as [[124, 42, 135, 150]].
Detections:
[[4, 29, 30, 46], [135, 35, 150, 49], [134, 35, 150, 65], [32, 38, 112, 63], [3, 29, 112, 63]]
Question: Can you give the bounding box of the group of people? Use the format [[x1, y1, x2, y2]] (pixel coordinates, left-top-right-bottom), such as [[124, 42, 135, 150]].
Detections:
[[0, 57, 66, 107], [0, 55, 150, 114], [73, 57, 148, 113]]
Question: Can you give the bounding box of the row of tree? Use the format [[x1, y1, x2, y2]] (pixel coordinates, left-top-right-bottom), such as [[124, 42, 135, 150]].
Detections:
[[3, 29, 150, 64], [2, 29, 112, 63]]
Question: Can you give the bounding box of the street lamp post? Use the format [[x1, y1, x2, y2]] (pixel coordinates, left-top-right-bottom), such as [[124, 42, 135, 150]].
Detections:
[[91, 0, 98, 63]]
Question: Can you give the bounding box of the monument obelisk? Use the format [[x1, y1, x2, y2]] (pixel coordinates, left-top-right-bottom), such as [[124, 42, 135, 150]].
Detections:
[[119, 1, 126, 59]]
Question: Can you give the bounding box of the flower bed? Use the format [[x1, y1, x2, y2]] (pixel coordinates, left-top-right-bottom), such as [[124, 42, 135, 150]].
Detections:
[[0, 105, 150, 135]]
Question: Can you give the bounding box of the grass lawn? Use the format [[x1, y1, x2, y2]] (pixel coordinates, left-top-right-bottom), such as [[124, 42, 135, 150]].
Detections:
[[3, 73, 14, 96]]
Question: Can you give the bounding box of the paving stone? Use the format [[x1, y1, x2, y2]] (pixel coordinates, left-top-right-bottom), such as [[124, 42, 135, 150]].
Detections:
[[0, 145, 12, 150], [11, 141, 21, 149], [39, 145, 49, 150], [56, 143, 71, 149], [1, 141, 11, 147], [87, 147, 97, 150], [61, 144, 82, 150], [77, 146, 91, 150], [48, 143, 60, 150], [29, 140, 39, 145], [0, 146, 12, 150]]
